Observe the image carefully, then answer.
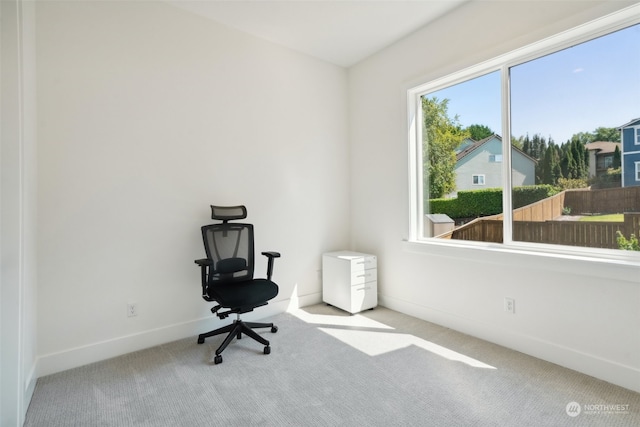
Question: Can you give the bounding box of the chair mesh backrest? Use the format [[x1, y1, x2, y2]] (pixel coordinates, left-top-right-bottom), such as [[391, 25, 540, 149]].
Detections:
[[202, 223, 255, 284]]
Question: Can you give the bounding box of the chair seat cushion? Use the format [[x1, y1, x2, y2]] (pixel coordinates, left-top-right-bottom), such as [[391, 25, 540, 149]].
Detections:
[[207, 279, 278, 311]]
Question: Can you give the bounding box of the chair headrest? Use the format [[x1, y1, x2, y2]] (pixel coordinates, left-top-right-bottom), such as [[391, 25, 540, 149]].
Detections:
[[211, 205, 247, 222]]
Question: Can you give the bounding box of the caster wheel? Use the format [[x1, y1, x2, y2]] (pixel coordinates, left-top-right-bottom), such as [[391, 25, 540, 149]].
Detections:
[[271, 326, 278, 333], [214, 354, 223, 364], [264, 346, 271, 355], [197, 337, 205, 344]]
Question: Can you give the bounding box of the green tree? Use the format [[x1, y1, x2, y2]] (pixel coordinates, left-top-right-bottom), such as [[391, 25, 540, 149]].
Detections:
[[522, 134, 531, 157], [531, 134, 547, 160], [466, 124, 493, 141], [541, 143, 561, 185], [561, 146, 578, 179], [511, 135, 524, 150], [552, 149, 563, 184], [613, 145, 621, 168], [529, 134, 548, 182], [568, 127, 620, 145], [517, 124, 616, 185], [423, 97, 470, 198], [593, 127, 620, 143], [569, 132, 594, 145], [570, 139, 588, 179]]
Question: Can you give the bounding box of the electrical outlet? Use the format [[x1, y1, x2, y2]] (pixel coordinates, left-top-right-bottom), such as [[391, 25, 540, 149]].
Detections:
[[127, 303, 138, 317], [504, 297, 515, 314]]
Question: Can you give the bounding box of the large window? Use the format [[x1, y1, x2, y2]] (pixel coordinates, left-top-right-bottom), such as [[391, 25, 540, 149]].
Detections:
[[409, 7, 640, 260]]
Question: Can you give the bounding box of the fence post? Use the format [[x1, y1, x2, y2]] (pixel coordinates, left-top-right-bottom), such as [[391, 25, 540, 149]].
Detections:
[[624, 212, 640, 238]]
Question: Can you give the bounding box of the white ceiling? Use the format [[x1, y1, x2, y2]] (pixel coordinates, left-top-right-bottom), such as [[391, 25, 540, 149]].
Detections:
[[166, 0, 468, 67]]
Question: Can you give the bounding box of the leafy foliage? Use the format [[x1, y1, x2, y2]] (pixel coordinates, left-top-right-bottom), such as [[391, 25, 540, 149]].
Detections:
[[556, 178, 588, 190], [567, 127, 620, 144], [428, 185, 557, 219], [466, 124, 493, 141], [616, 231, 640, 251], [541, 143, 562, 185], [512, 185, 559, 207], [423, 97, 470, 198], [520, 133, 590, 186], [589, 167, 621, 189], [593, 127, 620, 143], [613, 145, 621, 168], [420, 94, 620, 204]]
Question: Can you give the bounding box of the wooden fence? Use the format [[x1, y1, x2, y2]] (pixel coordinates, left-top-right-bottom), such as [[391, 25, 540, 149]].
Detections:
[[439, 186, 640, 248], [513, 214, 640, 249], [564, 186, 640, 214], [494, 191, 565, 222], [447, 213, 640, 248]]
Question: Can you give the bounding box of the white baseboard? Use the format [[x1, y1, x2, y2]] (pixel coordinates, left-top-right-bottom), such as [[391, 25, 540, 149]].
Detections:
[[23, 361, 38, 422], [38, 292, 637, 394], [296, 291, 323, 308], [37, 298, 292, 378], [25, 362, 37, 396], [379, 294, 640, 393]]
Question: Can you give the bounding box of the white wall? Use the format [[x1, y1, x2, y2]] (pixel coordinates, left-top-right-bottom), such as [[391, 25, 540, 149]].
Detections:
[[36, 1, 349, 375], [349, 0, 640, 392], [24, 0, 640, 402], [1, 0, 38, 425]]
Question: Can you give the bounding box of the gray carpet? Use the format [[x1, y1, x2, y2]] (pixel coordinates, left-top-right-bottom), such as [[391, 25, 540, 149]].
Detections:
[[25, 304, 640, 426]]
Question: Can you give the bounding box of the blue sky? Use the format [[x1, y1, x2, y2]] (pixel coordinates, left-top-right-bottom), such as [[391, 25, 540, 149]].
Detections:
[[427, 23, 639, 144]]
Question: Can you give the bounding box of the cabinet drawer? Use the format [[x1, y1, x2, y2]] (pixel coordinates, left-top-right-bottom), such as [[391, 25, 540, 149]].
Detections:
[[350, 255, 376, 272], [351, 268, 377, 285], [350, 283, 377, 313]]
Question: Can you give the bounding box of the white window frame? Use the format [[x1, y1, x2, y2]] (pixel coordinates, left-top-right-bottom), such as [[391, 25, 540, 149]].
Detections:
[[636, 127, 640, 145], [472, 174, 485, 185], [635, 161, 640, 181], [406, 4, 640, 264]]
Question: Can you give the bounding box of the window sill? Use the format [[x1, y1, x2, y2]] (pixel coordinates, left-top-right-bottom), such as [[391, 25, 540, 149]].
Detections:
[[402, 238, 640, 283]]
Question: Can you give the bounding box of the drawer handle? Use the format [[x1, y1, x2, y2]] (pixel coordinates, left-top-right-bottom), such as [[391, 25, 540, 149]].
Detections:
[[355, 286, 371, 291]]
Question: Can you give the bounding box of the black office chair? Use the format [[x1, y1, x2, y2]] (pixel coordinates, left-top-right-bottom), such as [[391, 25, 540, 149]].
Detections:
[[195, 205, 280, 364]]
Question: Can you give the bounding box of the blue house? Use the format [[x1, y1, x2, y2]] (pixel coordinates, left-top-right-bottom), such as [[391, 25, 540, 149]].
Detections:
[[619, 118, 640, 187]]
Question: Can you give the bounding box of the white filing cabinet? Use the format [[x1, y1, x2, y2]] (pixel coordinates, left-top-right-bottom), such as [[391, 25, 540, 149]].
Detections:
[[322, 251, 377, 314]]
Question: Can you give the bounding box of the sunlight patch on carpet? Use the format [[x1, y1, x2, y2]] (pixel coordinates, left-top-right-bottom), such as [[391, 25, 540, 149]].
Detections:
[[317, 328, 496, 369], [289, 308, 394, 330]]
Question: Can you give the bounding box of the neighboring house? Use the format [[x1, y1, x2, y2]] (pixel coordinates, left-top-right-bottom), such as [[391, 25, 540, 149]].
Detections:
[[618, 118, 640, 187], [584, 141, 621, 179], [453, 134, 536, 194]]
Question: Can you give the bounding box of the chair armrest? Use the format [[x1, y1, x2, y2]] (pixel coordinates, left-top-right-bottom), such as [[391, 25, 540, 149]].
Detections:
[[261, 252, 281, 280], [195, 258, 214, 301], [261, 251, 281, 259]]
